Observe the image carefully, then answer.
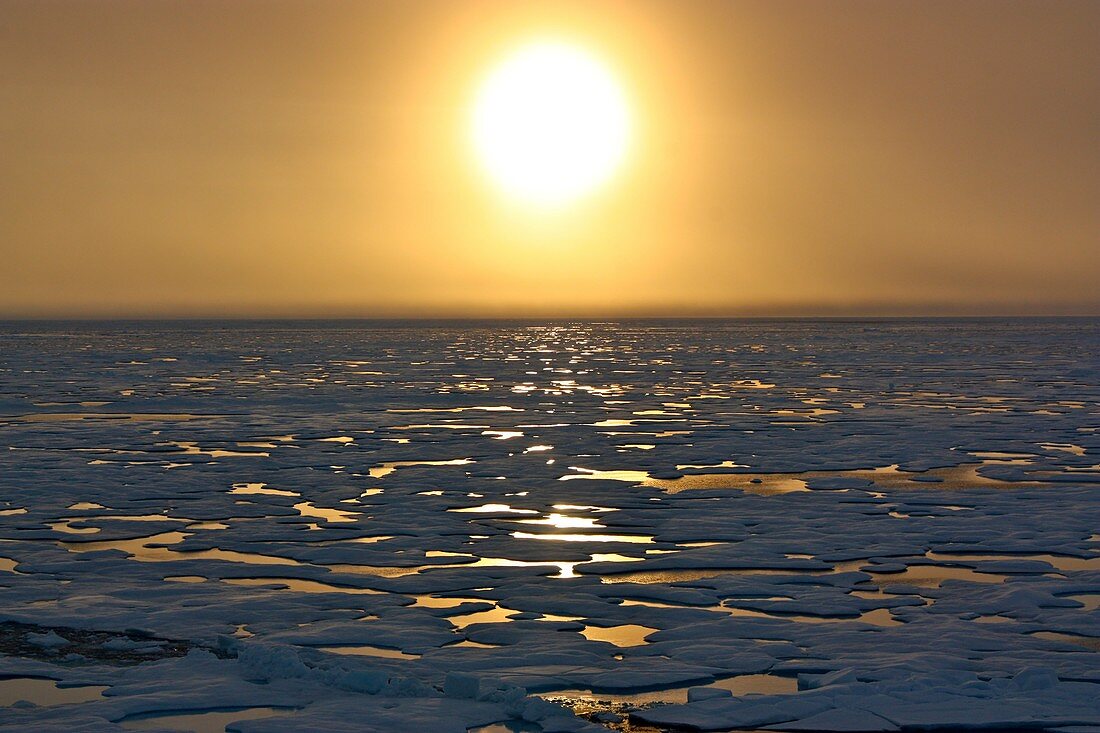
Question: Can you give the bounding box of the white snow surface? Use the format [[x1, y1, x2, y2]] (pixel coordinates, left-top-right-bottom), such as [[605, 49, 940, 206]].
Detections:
[[0, 319, 1097, 731]]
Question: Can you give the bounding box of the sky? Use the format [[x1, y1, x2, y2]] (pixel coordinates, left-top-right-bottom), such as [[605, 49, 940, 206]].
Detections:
[[2, 0, 1098, 318]]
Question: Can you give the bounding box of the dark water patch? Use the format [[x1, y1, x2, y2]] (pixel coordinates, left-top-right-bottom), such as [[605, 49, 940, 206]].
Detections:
[[0, 621, 229, 666]]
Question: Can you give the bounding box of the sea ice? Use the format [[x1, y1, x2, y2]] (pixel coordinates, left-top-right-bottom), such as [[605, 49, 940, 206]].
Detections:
[[1, 320, 1097, 731]]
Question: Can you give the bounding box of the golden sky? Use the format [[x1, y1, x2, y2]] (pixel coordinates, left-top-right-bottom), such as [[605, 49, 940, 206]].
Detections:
[[2, 0, 1097, 317]]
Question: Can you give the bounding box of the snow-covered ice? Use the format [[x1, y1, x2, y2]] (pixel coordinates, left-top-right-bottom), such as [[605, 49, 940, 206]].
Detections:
[[0, 319, 1097, 731]]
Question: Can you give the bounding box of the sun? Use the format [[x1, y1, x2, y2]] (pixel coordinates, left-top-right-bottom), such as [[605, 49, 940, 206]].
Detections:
[[471, 41, 632, 207]]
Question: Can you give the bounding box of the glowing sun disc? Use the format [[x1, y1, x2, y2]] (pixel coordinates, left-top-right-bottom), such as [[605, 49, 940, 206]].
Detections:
[[471, 41, 631, 206]]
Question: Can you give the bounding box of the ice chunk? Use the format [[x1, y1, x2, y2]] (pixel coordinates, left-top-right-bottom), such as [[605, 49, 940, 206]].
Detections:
[[688, 686, 733, 701], [767, 708, 901, 731], [444, 671, 481, 699], [26, 631, 70, 649]]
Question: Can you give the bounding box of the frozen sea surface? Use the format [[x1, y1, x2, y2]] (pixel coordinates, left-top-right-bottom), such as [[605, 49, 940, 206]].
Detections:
[[0, 318, 1098, 732]]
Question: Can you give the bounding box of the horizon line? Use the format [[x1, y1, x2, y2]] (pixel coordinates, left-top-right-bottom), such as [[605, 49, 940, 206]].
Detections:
[[4, 301, 1099, 322], [2, 313, 1099, 323]]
